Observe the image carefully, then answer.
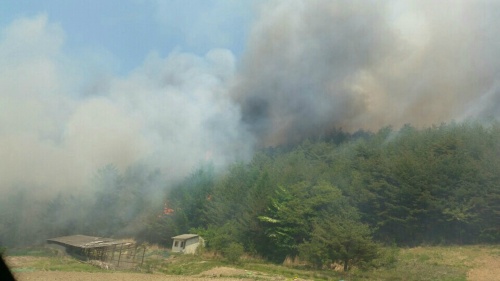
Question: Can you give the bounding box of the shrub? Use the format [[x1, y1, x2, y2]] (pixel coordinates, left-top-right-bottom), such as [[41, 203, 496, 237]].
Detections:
[[224, 242, 244, 264], [369, 245, 400, 269]]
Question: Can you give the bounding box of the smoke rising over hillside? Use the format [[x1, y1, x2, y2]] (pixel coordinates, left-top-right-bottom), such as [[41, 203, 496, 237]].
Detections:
[[1, 1, 500, 244], [0, 14, 253, 245], [3, 1, 500, 195], [233, 0, 500, 145], [0, 15, 252, 196]]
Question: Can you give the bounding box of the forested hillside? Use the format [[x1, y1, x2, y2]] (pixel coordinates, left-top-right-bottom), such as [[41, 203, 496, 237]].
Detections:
[[142, 121, 500, 264], [1, 121, 499, 268]]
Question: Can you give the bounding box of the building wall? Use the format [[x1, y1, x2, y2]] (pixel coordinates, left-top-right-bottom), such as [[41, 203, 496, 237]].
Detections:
[[171, 239, 185, 253], [184, 237, 200, 254], [172, 236, 201, 254]]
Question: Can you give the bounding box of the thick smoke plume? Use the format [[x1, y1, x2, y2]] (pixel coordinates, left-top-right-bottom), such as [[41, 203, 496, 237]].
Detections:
[[0, 14, 252, 197], [2, 1, 500, 244], [0, 14, 254, 245], [233, 0, 500, 146]]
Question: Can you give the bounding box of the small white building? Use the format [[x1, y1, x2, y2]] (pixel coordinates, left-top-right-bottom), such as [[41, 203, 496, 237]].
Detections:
[[171, 234, 203, 254]]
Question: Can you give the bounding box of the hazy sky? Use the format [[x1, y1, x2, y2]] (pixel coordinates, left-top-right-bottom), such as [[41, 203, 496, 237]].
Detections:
[[1, 0, 259, 193], [2, 0, 256, 74]]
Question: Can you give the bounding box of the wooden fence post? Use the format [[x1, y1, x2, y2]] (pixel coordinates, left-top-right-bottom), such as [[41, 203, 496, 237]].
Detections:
[[111, 244, 116, 262], [117, 244, 124, 267], [141, 247, 146, 266]]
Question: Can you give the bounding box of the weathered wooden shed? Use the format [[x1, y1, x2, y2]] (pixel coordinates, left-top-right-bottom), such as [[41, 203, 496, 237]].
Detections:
[[171, 234, 203, 254], [47, 235, 145, 268]]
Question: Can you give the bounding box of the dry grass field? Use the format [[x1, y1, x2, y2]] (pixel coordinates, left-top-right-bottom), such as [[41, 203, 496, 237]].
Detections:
[[466, 248, 500, 281], [4, 245, 500, 281], [13, 270, 284, 281]]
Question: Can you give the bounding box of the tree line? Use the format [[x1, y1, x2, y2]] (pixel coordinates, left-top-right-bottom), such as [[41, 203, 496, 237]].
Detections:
[[1, 121, 499, 270], [142, 121, 500, 268]]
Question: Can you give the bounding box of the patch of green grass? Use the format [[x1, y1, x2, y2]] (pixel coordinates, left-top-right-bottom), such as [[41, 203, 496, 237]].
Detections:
[[6, 246, 59, 257], [7, 244, 497, 280], [10, 267, 36, 273], [239, 246, 473, 281], [488, 247, 500, 257], [138, 246, 478, 280], [6, 255, 106, 273], [348, 246, 471, 281], [417, 253, 431, 262], [231, 273, 269, 280], [32, 256, 106, 272], [4, 246, 109, 272], [145, 249, 170, 258], [242, 262, 340, 280], [140, 252, 226, 275]]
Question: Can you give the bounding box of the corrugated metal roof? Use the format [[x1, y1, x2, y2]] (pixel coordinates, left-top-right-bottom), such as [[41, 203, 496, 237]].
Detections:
[[171, 234, 199, 240], [47, 235, 130, 249]]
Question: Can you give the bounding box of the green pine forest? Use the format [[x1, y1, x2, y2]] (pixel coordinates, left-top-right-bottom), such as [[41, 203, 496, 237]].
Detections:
[[142, 121, 500, 267], [1, 121, 500, 269]]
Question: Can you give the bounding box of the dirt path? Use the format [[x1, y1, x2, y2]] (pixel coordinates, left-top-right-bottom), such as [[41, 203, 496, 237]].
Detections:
[[467, 252, 500, 281], [14, 271, 256, 281], [12, 266, 286, 281], [5, 256, 288, 281]]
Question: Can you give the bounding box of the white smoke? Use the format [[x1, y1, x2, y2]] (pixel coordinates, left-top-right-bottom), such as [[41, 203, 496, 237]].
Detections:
[[0, 14, 253, 196]]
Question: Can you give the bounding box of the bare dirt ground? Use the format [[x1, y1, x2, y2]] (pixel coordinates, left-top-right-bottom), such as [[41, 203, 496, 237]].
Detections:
[[467, 251, 500, 281], [6, 256, 286, 281], [12, 267, 286, 281], [5, 256, 42, 268], [13, 271, 258, 281]]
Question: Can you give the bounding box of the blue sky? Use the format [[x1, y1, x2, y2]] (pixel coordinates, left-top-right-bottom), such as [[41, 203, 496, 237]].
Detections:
[[2, 0, 256, 73]]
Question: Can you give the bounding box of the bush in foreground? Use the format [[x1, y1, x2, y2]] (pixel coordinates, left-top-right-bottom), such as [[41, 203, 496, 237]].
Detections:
[[223, 242, 244, 264]]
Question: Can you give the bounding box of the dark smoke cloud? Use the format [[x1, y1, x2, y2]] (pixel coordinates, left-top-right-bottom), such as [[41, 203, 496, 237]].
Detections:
[[232, 0, 500, 146]]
